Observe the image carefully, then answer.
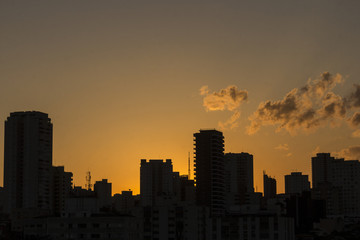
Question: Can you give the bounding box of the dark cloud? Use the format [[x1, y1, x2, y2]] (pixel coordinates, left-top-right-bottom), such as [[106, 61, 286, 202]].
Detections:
[[348, 84, 360, 108], [349, 112, 360, 127]]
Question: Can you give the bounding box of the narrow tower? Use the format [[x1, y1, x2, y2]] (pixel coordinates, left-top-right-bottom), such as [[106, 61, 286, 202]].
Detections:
[[194, 129, 225, 216]]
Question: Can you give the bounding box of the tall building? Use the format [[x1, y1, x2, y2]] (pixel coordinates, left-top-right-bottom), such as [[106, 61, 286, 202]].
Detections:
[[225, 152, 254, 206], [194, 129, 225, 216], [312, 153, 360, 216], [140, 159, 174, 206], [263, 172, 277, 200], [4, 111, 53, 215], [284, 172, 310, 195]]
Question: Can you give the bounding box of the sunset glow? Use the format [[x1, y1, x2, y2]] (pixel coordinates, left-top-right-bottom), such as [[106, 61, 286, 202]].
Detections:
[[1, 0, 360, 196]]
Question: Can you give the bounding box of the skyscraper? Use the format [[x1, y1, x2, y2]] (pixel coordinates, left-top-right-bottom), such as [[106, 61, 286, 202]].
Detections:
[[4, 111, 53, 215], [194, 129, 225, 216]]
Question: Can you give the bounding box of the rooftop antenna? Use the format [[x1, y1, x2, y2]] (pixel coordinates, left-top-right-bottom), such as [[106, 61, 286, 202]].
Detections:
[[188, 152, 191, 179], [86, 171, 92, 190]]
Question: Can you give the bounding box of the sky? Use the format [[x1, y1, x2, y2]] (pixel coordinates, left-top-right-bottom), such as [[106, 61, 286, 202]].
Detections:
[[1, 0, 360, 194]]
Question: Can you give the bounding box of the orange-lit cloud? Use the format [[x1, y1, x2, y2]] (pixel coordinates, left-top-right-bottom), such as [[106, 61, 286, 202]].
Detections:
[[347, 84, 360, 108], [218, 111, 241, 130], [275, 143, 292, 157], [246, 72, 356, 135], [334, 145, 360, 160], [348, 112, 360, 128], [311, 146, 321, 156], [200, 85, 248, 129], [275, 143, 289, 151], [352, 129, 360, 138], [200, 85, 248, 111]]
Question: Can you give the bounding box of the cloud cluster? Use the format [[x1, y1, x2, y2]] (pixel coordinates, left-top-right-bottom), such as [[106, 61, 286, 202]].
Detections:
[[348, 84, 360, 108], [275, 143, 292, 157], [200, 85, 248, 129], [349, 112, 360, 128], [247, 72, 360, 135], [334, 145, 360, 161], [275, 143, 289, 151], [218, 111, 241, 130], [200, 85, 248, 111]]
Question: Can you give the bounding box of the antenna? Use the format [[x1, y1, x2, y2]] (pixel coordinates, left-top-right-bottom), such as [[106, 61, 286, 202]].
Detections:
[[188, 152, 191, 179], [85, 171, 92, 190]]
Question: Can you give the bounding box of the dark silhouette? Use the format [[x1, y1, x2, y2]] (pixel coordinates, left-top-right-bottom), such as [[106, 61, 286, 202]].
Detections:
[[1, 111, 360, 239]]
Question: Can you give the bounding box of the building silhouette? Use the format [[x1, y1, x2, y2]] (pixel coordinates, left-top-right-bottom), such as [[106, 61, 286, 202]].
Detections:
[[224, 152, 254, 207], [7, 111, 359, 239], [284, 172, 310, 195], [263, 172, 277, 200], [194, 129, 225, 216], [52, 166, 73, 216], [4, 111, 53, 216], [94, 179, 112, 210], [312, 153, 360, 216], [140, 159, 174, 207]]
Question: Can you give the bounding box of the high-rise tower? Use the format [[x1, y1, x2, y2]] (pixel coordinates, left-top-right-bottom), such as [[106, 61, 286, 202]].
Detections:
[[194, 129, 224, 216], [4, 111, 53, 215]]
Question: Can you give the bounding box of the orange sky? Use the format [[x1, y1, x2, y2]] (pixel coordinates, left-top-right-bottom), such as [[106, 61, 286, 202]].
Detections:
[[1, 1, 360, 195]]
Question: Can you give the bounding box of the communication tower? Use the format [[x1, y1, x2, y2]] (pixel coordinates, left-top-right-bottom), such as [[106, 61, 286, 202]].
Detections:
[[85, 171, 92, 190]]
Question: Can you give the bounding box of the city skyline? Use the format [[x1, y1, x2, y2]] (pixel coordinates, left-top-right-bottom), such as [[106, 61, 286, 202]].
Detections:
[[1, 1, 360, 195], [2, 111, 360, 238], [1, 110, 357, 198]]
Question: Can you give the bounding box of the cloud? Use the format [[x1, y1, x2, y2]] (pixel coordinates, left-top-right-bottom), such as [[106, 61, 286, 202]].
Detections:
[[348, 112, 360, 128], [312, 146, 321, 156], [200, 85, 248, 111], [218, 111, 241, 130], [347, 84, 360, 108], [200, 85, 248, 129], [247, 72, 351, 135], [275, 143, 289, 151], [334, 145, 360, 160], [286, 152, 293, 157], [352, 129, 360, 138]]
